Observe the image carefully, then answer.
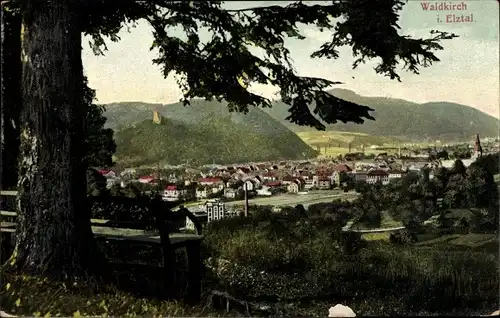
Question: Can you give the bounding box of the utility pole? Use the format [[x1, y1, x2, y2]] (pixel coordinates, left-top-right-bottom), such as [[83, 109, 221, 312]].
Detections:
[[244, 181, 249, 217], [156, 163, 161, 196]]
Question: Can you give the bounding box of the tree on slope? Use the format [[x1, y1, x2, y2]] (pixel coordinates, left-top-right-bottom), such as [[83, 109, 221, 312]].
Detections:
[[83, 76, 116, 168], [2, 0, 456, 280]]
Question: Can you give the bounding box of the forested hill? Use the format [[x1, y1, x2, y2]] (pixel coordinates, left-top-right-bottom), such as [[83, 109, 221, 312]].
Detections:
[[105, 100, 317, 165], [263, 89, 499, 141]]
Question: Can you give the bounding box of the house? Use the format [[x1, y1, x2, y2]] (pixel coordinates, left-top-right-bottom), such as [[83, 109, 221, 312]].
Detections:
[[98, 169, 116, 178], [224, 188, 237, 199], [205, 199, 227, 222], [388, 170, 404, 180], [195, 187, 208, 199], [250, 176, 262, 188], [256, 164, 267, 170], [264, 181, 282, 188], [317, 177, 331, 190], [198, 177, 224, 186], [120, 168, 136, 177], [287, 181, 300, 193], [312, 175, 331, 189], [235, 167, 252, 175], [354, 161, 376, 171], [256, 186, 273, 196], [262, 172, 277, 182], [407, 162, 428, 173], [366, 170, 389, 185], [198, 177, 225, 193], [281, 175, 297, 185], [298, 172, 313, 181], [138, 176, 155, 184], [163, 185, 188, 201], [243, 179, 255, 191], [303, 179, 314, 190], [352, 171, 368, 183], [331, 164, 353, 186]]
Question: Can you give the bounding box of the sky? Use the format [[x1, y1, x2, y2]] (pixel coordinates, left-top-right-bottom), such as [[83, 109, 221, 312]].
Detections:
[[82, 0, 500, 118]]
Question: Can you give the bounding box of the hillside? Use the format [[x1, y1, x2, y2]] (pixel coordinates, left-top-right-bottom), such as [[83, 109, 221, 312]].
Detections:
[[111, 108, 317, 166], [263, 89, 499, 141]]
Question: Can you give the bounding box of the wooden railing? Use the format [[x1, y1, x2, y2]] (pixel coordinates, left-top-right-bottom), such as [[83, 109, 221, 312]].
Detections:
[[0, 190, 205, 301], [0, 190, 203, 235]]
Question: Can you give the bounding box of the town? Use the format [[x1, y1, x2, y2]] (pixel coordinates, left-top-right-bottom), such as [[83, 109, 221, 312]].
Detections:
[[94, 134, 497, 225]]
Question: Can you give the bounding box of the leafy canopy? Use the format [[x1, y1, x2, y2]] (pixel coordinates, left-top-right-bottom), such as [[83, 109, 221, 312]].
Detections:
[[83, 76, 116, 168], [21, 0, 457, 130]]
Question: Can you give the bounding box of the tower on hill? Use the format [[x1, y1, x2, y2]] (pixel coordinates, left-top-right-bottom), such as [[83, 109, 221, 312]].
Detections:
[[473, 133, 483, 159], [153, 109, 162, 124]]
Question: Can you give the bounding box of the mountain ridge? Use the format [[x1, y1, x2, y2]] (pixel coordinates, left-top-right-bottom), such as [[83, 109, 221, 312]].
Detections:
[[261, 88, 499, 141], [105, 100, 318, 165]]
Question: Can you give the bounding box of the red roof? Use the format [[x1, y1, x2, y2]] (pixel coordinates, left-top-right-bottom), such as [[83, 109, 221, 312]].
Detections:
[[139, 176, 154, 180], [334, 164, 352, 172], [198, 177, 222, 183], [264, 181, 282, 187], [165, 185, 177, 190]]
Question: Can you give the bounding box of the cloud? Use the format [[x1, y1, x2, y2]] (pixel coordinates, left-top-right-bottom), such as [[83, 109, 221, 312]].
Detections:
[[302, 27, 333, 43]]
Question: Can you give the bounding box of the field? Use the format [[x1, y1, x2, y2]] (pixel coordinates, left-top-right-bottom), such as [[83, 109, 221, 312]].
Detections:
[[362, 231, 497, 252], [296, 130, 435, 157], [352, 211, 403, 230], [225, 190, 358, 209]]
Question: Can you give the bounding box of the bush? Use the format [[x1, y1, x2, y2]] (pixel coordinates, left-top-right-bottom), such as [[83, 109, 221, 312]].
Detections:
[[203, 214, 498, 315], [251, 206, 273, 222], [340, 231, 367, 254], [389, 229, 418, 245]]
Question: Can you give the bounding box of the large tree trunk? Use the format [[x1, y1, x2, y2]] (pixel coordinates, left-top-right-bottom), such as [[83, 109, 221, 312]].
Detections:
[[0, 8, 22, 190], [9, 0, 106, 280]]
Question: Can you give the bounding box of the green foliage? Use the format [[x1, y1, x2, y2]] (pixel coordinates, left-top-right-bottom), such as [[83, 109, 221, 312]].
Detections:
[[360, 155, 499, 231], [83, 77, 116, 168], [114, 115, 316, 166], [339, 231, 367, 254], [204, 213, 498, 314], [389, 229, 418, 245], [0, 273, 221, 317], [86, 168, 107, 196]]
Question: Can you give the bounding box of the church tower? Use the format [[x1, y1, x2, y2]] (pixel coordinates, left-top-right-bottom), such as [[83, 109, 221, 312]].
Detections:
[[152, 109, 162, 124], [473, 133, 483, 159]]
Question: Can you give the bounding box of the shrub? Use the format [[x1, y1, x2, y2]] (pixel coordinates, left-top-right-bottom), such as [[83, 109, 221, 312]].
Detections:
[[389, 229, 418, 245], [203, 212, 498, 315], [339, 231, 367, 254], [251, 206, 273, 222]]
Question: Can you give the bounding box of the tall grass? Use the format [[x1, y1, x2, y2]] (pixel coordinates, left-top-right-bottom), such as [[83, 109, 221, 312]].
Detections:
[[203, 215, 498, 315]]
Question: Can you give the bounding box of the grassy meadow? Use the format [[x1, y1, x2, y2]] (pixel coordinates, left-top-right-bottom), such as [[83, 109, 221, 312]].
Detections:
[[352, 211, 403, 230], [296, 130, 402, 157], [296, 130, 438, 157], [203, 214, 498, 316]]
